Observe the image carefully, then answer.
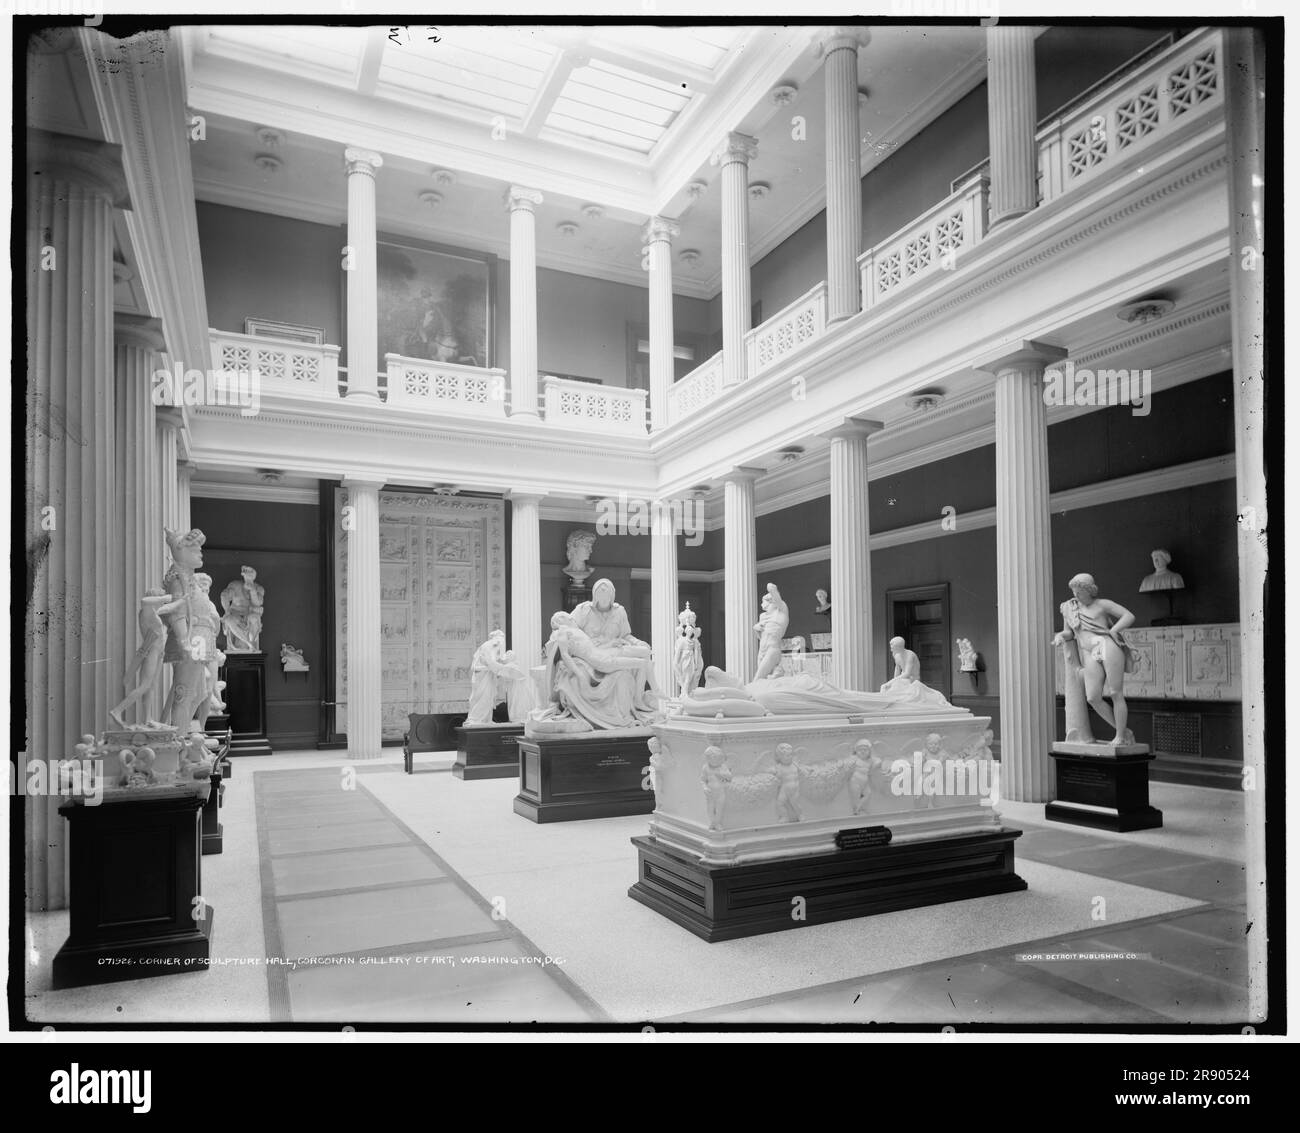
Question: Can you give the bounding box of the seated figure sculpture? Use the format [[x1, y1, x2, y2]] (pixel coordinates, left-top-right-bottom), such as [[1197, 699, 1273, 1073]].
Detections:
[[880, 636, 953, 708], [530, 581, 661, 732]]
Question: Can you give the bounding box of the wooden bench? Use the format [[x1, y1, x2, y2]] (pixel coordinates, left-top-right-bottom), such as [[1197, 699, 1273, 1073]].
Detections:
[[402, 711, 467, 774]]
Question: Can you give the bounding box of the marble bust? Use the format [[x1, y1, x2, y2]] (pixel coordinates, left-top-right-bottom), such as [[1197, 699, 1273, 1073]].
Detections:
[[563, 529, 597, 585], [814, 588, 831, 615], [220, 565, 264, 653], [1139, 548, 1185, 593]]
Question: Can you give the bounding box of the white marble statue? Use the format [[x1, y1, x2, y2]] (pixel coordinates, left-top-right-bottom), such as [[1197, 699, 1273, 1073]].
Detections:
[[814, 588, 831, 615], [110, 588, 188, 728], [847, 738, 879, 815], [563, 529, 597, 586], [672, 602, 704, 698], [956, 637, 978, 673], [466, 629, 530, 725], [220, 565, 264, 653], [529, 580, 660, 732], [880, 636, 952, 708], [1053, 572, 1137, 745], [161, 528, 222, 731], [753, 583, 790, 681], [700, 745, 732, 831], [280, 643, 310, 672], [773, 743, 802, 823]]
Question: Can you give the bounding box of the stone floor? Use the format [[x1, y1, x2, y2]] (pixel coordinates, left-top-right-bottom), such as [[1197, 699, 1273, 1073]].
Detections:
[[24, 748, 1254, 1029]]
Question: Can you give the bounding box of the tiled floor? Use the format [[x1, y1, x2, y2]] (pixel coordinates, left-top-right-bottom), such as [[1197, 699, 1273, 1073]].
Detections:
[[24, 749, 1253, 1029]]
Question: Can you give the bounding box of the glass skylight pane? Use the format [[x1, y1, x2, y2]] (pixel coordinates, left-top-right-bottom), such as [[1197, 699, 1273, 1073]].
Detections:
[[551, 97, 665, 141], [547, 113, 658, 151], [559, 80, 677, 127], [571, 62, 689, 111]]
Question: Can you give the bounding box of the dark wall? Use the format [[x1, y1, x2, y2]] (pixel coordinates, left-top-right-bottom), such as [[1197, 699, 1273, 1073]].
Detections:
[[197, 203, 344, 345], [190, 496, 322, 749], [1035, 25, 1176, 120], [744, 373, 1238, 689]]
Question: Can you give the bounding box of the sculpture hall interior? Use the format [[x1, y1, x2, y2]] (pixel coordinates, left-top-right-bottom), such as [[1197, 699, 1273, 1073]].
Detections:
[[15, 12, 1278, 1043]]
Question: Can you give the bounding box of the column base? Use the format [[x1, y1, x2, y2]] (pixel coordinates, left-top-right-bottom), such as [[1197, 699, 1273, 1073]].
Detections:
[[344, 388, 381, 403]]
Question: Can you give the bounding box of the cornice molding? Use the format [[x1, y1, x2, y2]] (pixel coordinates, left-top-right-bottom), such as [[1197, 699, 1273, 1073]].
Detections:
[[190, 480, 320, 505]]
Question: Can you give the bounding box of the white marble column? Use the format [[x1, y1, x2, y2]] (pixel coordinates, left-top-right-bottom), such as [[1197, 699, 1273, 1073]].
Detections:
[[177, 460, 194, 534], [155, 406, 185, 533], [507, 186, 544, 418], [651, 498, 679, 694], [113, 314, 166, 704], [823, 27, 869, 324], [821, 417, 883, 689], [723, 467, 762, 681], [342, 477, 383, 760], [509, 492, 544, 670], [343, 147, 383, 402], [713, 133, 758, 387], [1224, 26, 1267, 1022], [983, 341, 1066, 803], [986, 26, 1039, 227], [26, 132, 127, 910], [644, 216, 680, 431]]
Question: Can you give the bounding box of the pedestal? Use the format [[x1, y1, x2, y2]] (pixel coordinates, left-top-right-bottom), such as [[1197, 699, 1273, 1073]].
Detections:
[[53, 787, 213, 988], [562, 582, 591, 612], [1044, 743, 1164, 831], [454, 724, 524, 780], [221, 652, 273, 759], [628, 829, 1026, 942], [201, 761, 225, 855], [514, 731, 656, 823]]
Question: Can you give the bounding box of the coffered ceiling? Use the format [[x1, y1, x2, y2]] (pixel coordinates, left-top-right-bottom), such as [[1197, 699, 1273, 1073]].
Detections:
[[181, 22, 992, 298]]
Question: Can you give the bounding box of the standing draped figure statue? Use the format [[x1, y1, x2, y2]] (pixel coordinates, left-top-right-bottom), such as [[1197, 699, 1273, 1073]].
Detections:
[[1053, 572, 1137, 744]]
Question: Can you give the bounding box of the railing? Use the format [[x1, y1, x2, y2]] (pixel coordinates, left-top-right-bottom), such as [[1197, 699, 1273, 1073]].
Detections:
[[210, 329, 341, 400], [1037, 27, 1223, 203], [542, 375, 647, 435], [744, 281, 828, 380], [384, 354, 509, 418], [858, 173, 989, 309], [666, 350, 724, 425]]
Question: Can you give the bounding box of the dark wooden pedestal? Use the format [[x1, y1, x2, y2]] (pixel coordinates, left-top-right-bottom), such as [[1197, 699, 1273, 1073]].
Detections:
[[53, 789, 213, 988], [454, 724, 524, 780], [628, 829, 1027, 942], [201, 762, 225, 856], [221, 652, 273, 759], [514, 732, 655, 822], [1045, 745, 1164, 832]]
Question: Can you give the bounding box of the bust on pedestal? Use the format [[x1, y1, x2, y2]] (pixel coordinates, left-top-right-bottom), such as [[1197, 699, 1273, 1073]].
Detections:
[[1045, 572, 1162, 831], [218, 565, 272, 758], [561, 529, 597, 612]]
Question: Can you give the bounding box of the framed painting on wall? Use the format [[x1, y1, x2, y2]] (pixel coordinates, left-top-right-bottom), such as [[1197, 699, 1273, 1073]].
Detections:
[[375, 235, 496, 369], [244, 317, 325, 345]]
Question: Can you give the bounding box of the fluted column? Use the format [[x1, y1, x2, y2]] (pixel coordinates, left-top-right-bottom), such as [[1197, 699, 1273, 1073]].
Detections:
[[506, 186, 544, 418], [113, 314, 166, 711], [712, 133, 758, 387], [651, 499, 679, 694], [644, 216, 680, 431], [1224, 27, 1267, 1022], [821, 417, 883, 689], [343, 147, 383, 402], [723, 468, 762, 681], [26, 131, 128, 910], [509, 492, 544, 671], [155, 406, 185, 532], [982, 341, 1066, 802], [342, 477, 383, 760], [177, 460, 193, 534], [823, 27, 869, 323], [986, 26, 1039, 227]]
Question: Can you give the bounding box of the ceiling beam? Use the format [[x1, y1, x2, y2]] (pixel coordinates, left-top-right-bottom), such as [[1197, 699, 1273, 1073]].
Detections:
[[522, 48, 578, 138], [585, 41, 717, 92], [354, 26, 387, 97]]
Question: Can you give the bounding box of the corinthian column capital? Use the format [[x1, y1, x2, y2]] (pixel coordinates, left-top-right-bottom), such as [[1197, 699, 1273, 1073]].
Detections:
[[643, 215, 681, 244]]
